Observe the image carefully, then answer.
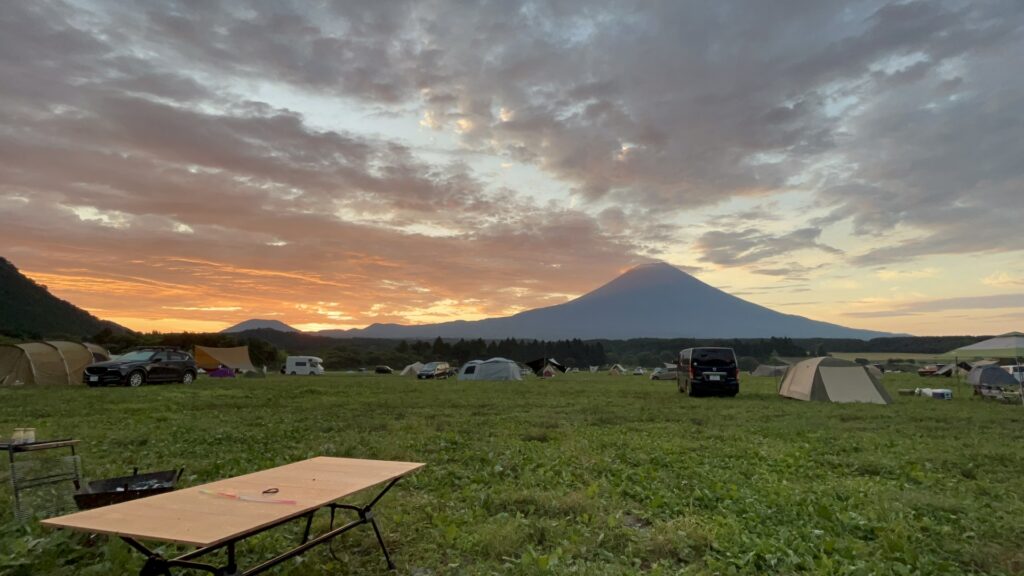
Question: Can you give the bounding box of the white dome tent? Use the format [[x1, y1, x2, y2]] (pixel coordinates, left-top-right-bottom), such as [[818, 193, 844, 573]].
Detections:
[[457, 358, 522, 381]]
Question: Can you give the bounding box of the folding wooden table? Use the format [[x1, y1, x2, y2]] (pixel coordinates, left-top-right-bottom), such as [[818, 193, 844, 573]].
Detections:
[[42, 457, 424, 575]]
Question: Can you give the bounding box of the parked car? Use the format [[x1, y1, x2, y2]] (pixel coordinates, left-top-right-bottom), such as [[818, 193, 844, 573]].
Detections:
[[375, 365, 394, 374], [284, 356, 324, 375], [650, 366, 678, 381], [678, 347, 740, 397], [632, 367, 646, 375], [84, 347, 197, 387], [417, 362, 451, 379]]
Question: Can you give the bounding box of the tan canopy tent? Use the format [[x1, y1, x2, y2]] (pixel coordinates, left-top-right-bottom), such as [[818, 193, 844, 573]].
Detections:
[[751, 365, 787, 377], [0, 341, 111, 386], [400, 362, 425, 376], [608, 364, 626, 375], [193, 346, 256, 373], [779, 357, 892, 405]]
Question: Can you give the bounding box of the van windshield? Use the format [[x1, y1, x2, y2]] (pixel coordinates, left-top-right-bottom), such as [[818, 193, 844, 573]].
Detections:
[[422, 362, 438, 371], [692, 349, 735, 367]]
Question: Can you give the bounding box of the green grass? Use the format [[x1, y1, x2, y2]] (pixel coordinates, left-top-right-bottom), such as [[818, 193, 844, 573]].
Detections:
[[2, 373, 1023, 575]]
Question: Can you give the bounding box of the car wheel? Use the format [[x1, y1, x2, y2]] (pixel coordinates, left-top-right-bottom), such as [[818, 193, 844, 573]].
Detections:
[[290, 371, 297, 375], [127, 371, 145, 388], [182, 371, 195, 385]]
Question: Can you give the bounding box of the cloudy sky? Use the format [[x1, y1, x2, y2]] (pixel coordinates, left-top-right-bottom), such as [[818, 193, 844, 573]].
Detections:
[[2, 1, 1022, 336]]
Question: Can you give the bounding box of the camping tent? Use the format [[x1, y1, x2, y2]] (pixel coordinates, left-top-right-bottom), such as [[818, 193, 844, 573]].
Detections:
[[751, 365, 787, 377], [0, 341, 111, 386], [779, 357, 892, 405], [193, 346, 256, 373], [608, 364, 626, 375], [934, 362, 971, 377], [526, 358, 566, 377], [457, 358, 522, 381], [967, 365, 1017, 388], [400, 362, 425, 376]]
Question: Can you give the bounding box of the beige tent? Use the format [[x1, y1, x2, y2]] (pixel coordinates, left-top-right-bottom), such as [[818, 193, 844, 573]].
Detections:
[[608, 364, 627, 375], [400, 362, 425, 376], [0, 341, 110, 386], [751, 364, 787, 377], [779, 357, 892, 405], [193, 345, 256, 373]]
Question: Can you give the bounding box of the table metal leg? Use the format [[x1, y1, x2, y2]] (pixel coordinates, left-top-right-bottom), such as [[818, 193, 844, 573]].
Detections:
[[369, 514, 396, 570]]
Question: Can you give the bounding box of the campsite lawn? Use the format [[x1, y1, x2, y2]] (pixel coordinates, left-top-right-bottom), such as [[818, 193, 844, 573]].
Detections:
[[2, 373, 1023, 575]]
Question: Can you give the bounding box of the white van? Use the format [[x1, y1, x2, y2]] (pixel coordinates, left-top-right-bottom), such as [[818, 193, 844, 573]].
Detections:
[[284, 356, 324, 375]]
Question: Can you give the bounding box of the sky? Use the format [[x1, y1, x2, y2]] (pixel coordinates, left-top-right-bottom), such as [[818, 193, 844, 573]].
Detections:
[[1, 1, 1023, 336]]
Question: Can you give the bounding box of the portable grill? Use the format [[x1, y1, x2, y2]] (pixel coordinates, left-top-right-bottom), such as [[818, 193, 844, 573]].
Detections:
[[74, 467, 183, 510]]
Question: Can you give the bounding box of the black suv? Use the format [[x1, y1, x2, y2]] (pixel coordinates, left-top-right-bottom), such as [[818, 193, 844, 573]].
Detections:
[[84, 347, 198, 387], [416, 362, 451, 379], [678, 347, 740, 397]]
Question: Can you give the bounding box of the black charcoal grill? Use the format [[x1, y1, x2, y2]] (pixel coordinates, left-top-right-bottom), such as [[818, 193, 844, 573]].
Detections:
[[74, 467, 183, 510]]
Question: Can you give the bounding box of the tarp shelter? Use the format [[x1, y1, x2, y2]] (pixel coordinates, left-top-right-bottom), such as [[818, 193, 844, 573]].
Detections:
[[457, 358, 522, 381], [779, 357, 892, 405], [949, 332, 1024, 404], [400, 362, 425, 376], [193, 346, 256, 373], [967, 365, 1017, 388], [526, 358, 566, 377], [608, 364, 627, 375], [0, 341, 111, 386], [752, 365, 787, 377], [950, 333, 1024, 360]]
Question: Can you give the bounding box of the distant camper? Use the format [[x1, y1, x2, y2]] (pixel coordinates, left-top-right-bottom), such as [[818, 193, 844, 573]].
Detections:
[[284, 356, 324, 376]]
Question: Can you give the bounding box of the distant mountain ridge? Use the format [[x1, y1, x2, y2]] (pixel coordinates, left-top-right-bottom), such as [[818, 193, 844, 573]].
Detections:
[[221, 319, 298, 334], [313, 263, 892, 340], [0, 257, 129, 339]]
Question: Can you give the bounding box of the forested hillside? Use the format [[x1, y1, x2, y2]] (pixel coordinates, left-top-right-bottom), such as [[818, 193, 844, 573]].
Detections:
[[0, 257, 127, 340]]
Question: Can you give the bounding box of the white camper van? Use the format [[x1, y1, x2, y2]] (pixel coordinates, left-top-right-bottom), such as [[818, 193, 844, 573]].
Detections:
[[284, 356, 324, 376]]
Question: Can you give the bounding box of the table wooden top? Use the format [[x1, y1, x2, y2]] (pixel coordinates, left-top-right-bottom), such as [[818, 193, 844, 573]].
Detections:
[[41, 457, 424, 547]]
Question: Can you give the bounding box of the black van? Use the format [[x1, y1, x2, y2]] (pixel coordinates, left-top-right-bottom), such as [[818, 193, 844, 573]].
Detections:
[[677, 347, 739, 397]]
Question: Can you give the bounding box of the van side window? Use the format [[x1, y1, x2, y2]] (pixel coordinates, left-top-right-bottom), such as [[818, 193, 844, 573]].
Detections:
[[296, 361, 307, 367]]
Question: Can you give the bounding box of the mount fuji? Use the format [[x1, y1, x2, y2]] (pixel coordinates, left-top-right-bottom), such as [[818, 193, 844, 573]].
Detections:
[[318, 262, 890, 340]]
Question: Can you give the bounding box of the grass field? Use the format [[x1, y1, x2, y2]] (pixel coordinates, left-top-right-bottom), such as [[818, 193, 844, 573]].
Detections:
[[2, 373, 1023, 575]]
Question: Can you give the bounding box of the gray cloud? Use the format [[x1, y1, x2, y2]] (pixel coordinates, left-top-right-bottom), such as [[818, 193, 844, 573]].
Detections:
[[83, 0, 1022, 267], [1, 0, 1023, 322], [847, 293, 1024, 318], [695, 228, 841, 267]]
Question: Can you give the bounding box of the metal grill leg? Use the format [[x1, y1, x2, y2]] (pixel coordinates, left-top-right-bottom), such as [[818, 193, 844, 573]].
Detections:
[[368, 515, 396, 570]]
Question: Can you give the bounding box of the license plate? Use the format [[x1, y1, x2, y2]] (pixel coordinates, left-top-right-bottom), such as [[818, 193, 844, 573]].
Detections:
[[89, 376, 99, 382], [708, 374, 720, 381]]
